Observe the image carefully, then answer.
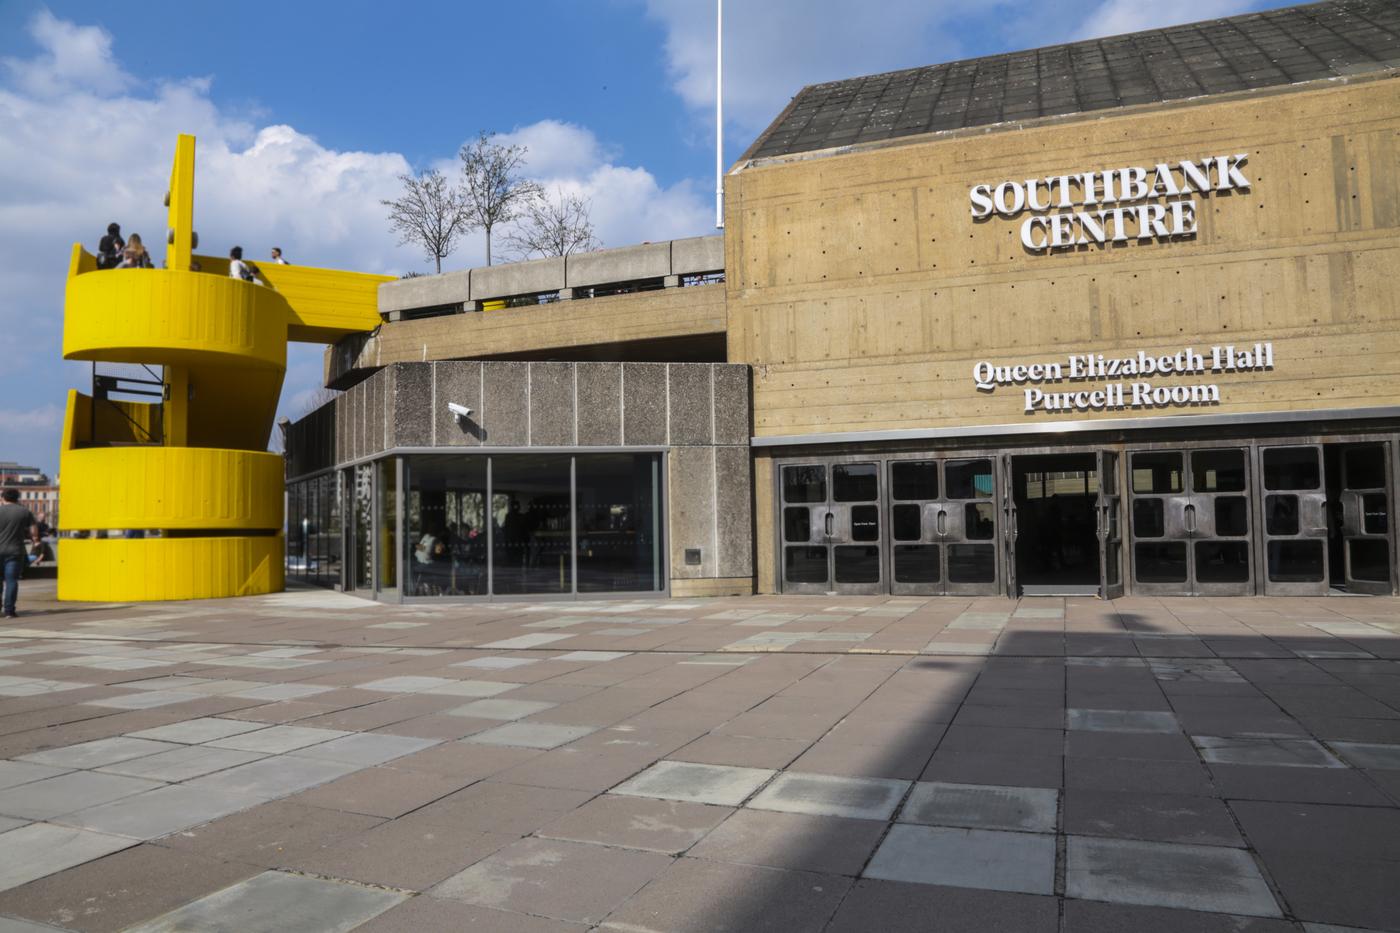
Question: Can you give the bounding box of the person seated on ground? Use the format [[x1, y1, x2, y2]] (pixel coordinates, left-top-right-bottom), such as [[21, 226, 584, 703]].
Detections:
[[228, 246, 262, 284], [118, 233, 153, 268], [270, 247, 288, 264], [97, 223, 124, 269]]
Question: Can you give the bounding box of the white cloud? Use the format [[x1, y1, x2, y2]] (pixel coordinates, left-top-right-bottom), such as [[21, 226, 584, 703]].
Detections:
[[1070, 1, 1260, 39], [0, 13, 712, 477]]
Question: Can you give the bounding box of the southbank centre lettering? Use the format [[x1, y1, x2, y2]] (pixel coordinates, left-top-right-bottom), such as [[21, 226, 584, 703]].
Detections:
[[968, 154, 1250, 252], [971, 343, 1275, 414]]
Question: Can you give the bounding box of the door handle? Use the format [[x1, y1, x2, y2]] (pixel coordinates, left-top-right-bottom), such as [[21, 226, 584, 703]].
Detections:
[[936, 509, 947, 537], [1184, 503, 1197, 535], [824, 511, 834, 538]]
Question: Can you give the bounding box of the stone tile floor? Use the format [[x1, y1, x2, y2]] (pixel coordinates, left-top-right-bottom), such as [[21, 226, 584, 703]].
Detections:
[[0, 581, 1396, 930]]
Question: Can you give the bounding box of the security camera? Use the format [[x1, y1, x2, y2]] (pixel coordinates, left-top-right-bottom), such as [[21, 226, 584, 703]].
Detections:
[[447, 402, 473, 423]]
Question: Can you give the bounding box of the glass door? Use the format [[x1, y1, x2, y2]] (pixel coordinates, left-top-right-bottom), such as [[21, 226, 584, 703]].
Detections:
[[1098, 451, 1124, 599], [779, 460, 884, 595], [1338, 443, 1394, 594], [1259, 445, 1328, 595], [887, 458, 998, 596], [1002, 456, 1018, 598]]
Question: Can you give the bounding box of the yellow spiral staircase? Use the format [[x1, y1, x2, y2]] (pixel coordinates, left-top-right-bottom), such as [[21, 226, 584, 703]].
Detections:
[[58, 135, 392, 601]]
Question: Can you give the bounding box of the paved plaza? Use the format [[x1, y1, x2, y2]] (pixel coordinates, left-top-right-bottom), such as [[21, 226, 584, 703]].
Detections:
[[0, 583, 1396, 931]]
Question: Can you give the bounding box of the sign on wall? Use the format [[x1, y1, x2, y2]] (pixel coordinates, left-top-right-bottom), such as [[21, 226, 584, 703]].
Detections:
[[968, 154, 1250, 252], [973, 343, 1274, 414]]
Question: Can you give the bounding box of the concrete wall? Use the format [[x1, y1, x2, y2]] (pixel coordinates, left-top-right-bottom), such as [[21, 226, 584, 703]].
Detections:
[[285, 361, 753, 596], [725, 75, 1400, 439]]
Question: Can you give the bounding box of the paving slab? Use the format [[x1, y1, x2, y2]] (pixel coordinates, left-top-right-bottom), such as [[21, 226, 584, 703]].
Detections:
[[865, 824, 1056, 895], [687, 808, 885, 876], [434, 837, 671, 924], [612, 761, 776, 806], [354, 897, 586, 932], [452, 657, 539, 670], [96, 745, 265, 781], [54, 783, 263, 839], [17, 736, 181, 770], [0, 823, 138, 893], [1068, 709, 1181, 734], [126, 717, 267, 744], [0, 762, 69, 792], [826, 879, 1058, 933], [746, 772, 908, 821], [1192, 735, 1346, 768], [228, 684, 335, 701], [1062, 899, 1298, 932], [537, 794, 730, 854], [1063, 790, 1242, 846], [1064, 836, 1281, 917], [447, 698, 556, 720], [900, 781, 1058, 833], [0, 771, 164, 820], [152, 799, 384, 867], [122, 869, 407, 933], [462, 722, 597, 749], [183, 755, 360, 799], [292, 732, 439, 766], [1328, 741, 1400, 770], [206, 725, 350, 754]]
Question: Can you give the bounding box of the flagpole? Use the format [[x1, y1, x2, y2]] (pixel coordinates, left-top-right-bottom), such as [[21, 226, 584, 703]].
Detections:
[[715, 0, 724, 229]]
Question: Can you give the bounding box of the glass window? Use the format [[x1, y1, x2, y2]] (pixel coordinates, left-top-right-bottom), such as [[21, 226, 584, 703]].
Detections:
[[1133, 499, 1165, 538], [1349, 539, 1391, 583], [783, 465, 826, 503], [784, 507, 813, 543], [832, 463, 878, 502], [492, 455, 573, 595], [892, 504, 922, 541], [1195, 541, 1250, 583], [1214, 497, 1248, 537], [1263, 447, 1319, 490], [1268, 540, 1324, 582], [354, 464, 373, 590], [850, 505, 879, 542], [405, 456, 487, 597], [1131, 452, 1182, 494], [1192, 449, 1246, 493], [964, 502, 995, 540], [785, 546, 827, 584], [891, 461, 937, 500], [1346, 446, 1387, 490], [1363, 493, 1388, 535], [894, 544, 939, 583], [833, 545, 880, 583], [1136, 542, 1187, 582], [946, 459, 993, 500], [377, 459, 398, 597], [948, 544, 995, 583], [576, 454, 661, 593], [1265, 495, 1300, 536], [326, 472, 342, 588]]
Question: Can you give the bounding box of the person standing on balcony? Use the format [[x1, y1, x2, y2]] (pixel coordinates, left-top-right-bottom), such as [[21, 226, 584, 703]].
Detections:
[[270, 247, 288, 264], [119, 233, 153, 269], [228, 246, 262, 284], [97, 223, 124, 269], [0, 489, 41, 619]]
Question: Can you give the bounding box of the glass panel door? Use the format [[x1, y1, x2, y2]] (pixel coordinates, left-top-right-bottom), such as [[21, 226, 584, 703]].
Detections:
[[1259, 445, 1328, 595], [830, 462, 883, 594], [945, 458, 999, 595], [1098, 451, 1124, 599], [1129, 451, 1190, 595], [780, 463, 830, 594], [1339, 443, 1394, 595], [779, 460, 884, 595], [888, 460, 940, 595], [1190, 448, 1252, 595]]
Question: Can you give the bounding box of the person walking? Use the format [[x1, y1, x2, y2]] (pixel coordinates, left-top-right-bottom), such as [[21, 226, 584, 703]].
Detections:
[[0, 489, 41, 619]]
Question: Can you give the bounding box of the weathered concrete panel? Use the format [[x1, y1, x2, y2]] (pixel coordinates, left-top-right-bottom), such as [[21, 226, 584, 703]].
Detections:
[[713, 365, 750, 446], [671, 235, 725, 274], [576, 363, 622, 446], [434, 362, 483, 447], [622, 364, 668, 446], [529, 362, 575, 447], [392, 363, 432, 447], [482, 361, 530, 446], [667, 364, 713, 446], [567, 241, 671, 288], [715, 445, 754, 578], [379, 270, 470, 314], [471, 256, 565, 299], [667, 446, 716, 579]]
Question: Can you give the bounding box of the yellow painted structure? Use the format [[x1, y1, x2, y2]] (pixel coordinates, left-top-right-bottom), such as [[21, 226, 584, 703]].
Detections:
[[58, 134, 392, 601]]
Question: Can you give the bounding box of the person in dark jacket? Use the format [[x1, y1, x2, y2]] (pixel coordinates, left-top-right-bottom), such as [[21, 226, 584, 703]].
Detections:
[[97, 223, 124, 269]]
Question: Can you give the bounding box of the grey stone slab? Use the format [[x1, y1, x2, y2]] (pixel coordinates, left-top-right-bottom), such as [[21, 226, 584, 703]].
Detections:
[[575, 363, 622, 446], [453, 656, 538, 670], [434, 837, 670, 925], [612, 760, 776, 806], [434, 361, 484, 447], [622, 363, 668, 445], [462, 722, 597, 749], [1330, 742, 1400, 769], [54, 783, 264, 839], [747, 772, 908, 821], [865, 824, 1056, 895], [426, 679, 518, 698], [1065, 836, 1281, 917], [392, 362, 433, 446], [0, 762, 70, 792], [478, 633, 574, 650], [1068, 709, 1181, 734], [449, 698, 557, 720], [229, 683, 334, 701], [184, 755, 361, 799], [207, 725, 350, 754], [1192, 735, 1346, 768], [482, 361, 529, 446], [0, 823, 138, 893], [537, 794, 730, 854], [715, 445, 754, 578], [668, 446, 716, 578], [0, 917, 75, 932], [357, 675, 461, 693], [127, 717, 268, 744], [18, 736, 182, 769], [687, 808, 885, 876], [97, 745, 265, 781], [900, 781, 1058, 833], [294, 733, 440, 766], [123, 869, 407, 933], [1064, 790, 1243, 847], [667, 364, 713, 445], [711, 364, 750, 446], [0, 771, 164, 820], [528, 362, 575, 446]]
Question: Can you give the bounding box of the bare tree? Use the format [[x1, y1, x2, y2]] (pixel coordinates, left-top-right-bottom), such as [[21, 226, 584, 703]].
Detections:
[[502, 188, 602, 260], [381, 168, 471, 274], [459, 131, 542, 266]]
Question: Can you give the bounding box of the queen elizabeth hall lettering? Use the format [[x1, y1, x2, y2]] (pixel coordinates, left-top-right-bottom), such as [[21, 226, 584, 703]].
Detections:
[[292, 0, 1400, 601]]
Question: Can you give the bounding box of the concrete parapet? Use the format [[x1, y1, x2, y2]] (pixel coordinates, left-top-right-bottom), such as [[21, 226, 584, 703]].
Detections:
[[379, 269, 470, 314], [671, 235, 724, 275], [470, 256, 565, 299], [566, 241, 672, 288]]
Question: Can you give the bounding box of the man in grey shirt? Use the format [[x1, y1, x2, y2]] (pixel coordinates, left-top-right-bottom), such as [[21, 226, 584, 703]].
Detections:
[[0, 489, 41, 618]]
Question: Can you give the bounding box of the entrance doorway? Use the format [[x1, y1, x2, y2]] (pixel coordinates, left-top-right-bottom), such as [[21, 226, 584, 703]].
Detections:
[[779, 460, 884, 595], [1008, 454, 1106, 596]]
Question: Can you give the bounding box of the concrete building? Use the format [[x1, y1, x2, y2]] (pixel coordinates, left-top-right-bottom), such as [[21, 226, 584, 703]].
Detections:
[[284, 0, 1400, 600], [1, 464, 59, 529]]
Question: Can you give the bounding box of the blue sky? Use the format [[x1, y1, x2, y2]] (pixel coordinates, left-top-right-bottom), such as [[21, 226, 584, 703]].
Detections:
[[0, 0, 1286, 479]]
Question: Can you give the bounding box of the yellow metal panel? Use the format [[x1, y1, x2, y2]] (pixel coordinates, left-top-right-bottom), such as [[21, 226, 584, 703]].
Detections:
[[58, 536, 284, 601], [192, 254, 390, 342], [166, 134, 195, 272], [60, 447, 283, 531]]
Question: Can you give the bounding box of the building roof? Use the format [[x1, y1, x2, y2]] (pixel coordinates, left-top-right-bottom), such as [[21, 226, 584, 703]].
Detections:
[[743, 0, 1400, 162]]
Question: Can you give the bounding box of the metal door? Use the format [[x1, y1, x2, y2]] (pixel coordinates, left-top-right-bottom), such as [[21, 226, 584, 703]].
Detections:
[[1258, 445, 1328, 595], [778, 460, 884, 595], [1128, 450, 1191, 595], [1339, 443, 1394, 595], [1001, 456, 1018, 597], [887, 457, 998, 596], [1189, 448, 1253, 596], [1098, 451, 1125, 599]]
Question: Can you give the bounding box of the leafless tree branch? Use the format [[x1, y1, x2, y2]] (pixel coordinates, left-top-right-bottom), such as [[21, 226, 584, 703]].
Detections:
[[459, 131, 542, 266], [380, 168, 471, 274], [502, 187, 602, 260]]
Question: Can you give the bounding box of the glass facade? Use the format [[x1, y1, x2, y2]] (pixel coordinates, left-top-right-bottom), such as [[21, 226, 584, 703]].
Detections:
[[289, 452, 664, 599]]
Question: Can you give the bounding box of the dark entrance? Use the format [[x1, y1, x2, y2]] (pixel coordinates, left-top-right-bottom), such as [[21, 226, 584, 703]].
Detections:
[[1010, 454, 1102, 595]]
